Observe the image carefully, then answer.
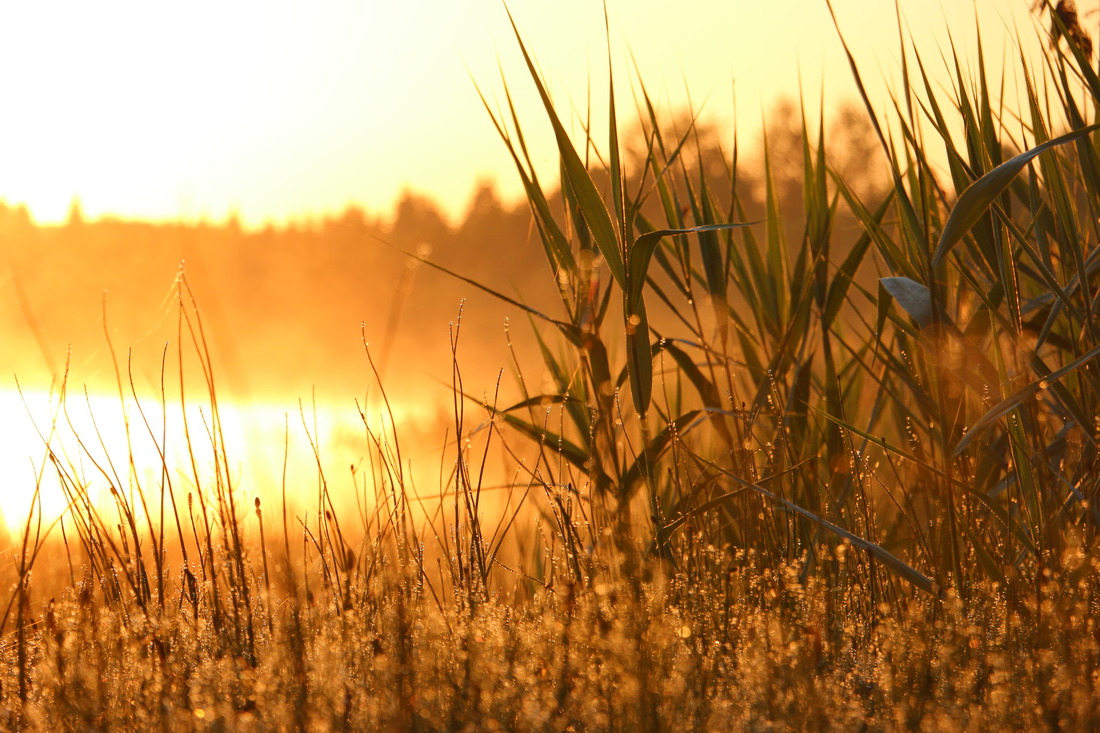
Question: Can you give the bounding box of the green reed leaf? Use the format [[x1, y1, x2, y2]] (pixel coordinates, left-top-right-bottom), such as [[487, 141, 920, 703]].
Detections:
[[506, 8, 626, 288], [932, 122, 1100, 270]]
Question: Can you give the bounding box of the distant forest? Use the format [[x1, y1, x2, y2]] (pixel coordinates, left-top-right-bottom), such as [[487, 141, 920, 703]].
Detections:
[[0, 102, 885, 403]]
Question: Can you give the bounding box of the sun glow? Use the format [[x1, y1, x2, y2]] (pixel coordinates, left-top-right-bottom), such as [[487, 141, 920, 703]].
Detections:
[[0, 1, 1050, 227], [0, 385, 450, 536]]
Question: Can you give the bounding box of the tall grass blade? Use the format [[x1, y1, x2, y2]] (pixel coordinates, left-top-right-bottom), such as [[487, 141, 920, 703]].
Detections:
[[953, 342, 1100, 456], [687, 457, 936, 594], [932, 122, 1100, 269], [504, 8, 625, 288]]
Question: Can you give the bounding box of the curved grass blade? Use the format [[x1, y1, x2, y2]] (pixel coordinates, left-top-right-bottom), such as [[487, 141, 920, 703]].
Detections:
[[682, 456, 935, 594], [657, 339, 724, 411], [932, 122, 1100, 269], [625, 222, 755, 417], [818, 408, 1036, 554], [953, 342, 1100, 456], [473, 76, 577, 276], [619, 409, 702, 501], [626, 223, 758, 314], [505, 7, 626, 288], [483, 397, 600, 478], [369, 232, 581, 343]]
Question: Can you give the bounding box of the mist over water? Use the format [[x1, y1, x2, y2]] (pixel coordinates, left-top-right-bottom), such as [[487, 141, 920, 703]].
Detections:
[[0, 187, 551, 528], [0, 380, 466, 534], [0, 102, 883, 532]]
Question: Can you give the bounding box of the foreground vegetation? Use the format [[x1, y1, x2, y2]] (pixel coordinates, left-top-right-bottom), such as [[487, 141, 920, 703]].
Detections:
[[3, 2, 1100, 729]]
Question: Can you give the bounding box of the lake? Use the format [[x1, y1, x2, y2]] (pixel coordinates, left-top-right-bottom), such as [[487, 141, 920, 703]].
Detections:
[[0, 384, 458, 536]]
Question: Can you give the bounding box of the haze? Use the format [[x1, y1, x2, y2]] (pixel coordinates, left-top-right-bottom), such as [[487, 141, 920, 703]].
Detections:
[[0, 0, 1044, 227], [0, 0, 1081, 528]]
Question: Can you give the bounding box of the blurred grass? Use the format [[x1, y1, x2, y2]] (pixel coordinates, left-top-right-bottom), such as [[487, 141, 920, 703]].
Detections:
[[0, 1, 1099, 729]]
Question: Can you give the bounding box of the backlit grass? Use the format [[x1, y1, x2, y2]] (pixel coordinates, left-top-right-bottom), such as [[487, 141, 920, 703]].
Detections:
[[1, 1, 1099, 729]]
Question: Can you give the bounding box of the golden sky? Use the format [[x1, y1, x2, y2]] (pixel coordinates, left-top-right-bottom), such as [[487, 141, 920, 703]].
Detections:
[[0, 0, 1069, 228]]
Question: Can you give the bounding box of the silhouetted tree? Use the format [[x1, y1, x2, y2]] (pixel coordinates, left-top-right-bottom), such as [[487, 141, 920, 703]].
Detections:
[[389, 190, 452, 249]]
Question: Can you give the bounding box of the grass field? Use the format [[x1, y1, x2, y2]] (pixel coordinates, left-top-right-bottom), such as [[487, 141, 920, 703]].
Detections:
[[2, 2, 1099, 729]]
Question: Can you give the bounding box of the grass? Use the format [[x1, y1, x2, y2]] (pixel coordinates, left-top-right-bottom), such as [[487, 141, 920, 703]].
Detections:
[[2, 1, 1100, 729]]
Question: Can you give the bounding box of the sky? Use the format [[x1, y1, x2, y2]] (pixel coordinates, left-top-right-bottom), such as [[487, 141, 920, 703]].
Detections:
[[0, 0, 1078, 229]]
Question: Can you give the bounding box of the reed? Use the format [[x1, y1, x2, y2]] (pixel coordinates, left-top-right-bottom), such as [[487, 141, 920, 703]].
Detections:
[[0, 2, 1097, 729]]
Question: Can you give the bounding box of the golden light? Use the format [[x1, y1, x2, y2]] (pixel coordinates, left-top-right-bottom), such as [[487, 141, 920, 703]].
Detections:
[[0, 1, 1048, 226], [0, 0, 1078, 531], [0, 380, 459, 534]]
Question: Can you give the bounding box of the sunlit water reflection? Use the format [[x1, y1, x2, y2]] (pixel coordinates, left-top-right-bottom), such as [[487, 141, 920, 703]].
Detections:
[[0, 386, 453, 535]]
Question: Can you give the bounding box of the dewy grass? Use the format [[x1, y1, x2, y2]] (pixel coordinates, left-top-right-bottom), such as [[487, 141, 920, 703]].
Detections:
[[1, 2, 1099, 729]]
